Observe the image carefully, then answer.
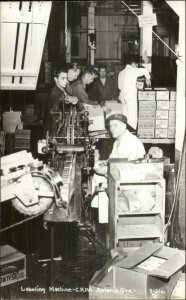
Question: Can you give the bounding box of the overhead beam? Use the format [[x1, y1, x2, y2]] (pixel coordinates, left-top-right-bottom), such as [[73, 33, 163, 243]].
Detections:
[[88, 1, 96, 65]]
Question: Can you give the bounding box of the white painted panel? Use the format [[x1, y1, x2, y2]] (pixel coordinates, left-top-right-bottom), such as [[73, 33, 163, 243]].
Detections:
[[23, 24, 45, 71], [1, 1, 49, 24], [0, 23, 17, 70], [22, 77, 36, 84], [1, 84, 36, 90], [0, 1, 52, 90], [1, 70, 37, 77], [14, 77, 21, 84], [1, 77, 12, 85]]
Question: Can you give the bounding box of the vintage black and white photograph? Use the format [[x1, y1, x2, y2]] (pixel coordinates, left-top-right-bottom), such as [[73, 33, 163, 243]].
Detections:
[[0, 1, 185, 299]]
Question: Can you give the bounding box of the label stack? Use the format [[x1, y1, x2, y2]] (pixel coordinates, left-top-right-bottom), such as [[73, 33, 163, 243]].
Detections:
[[137, 89, 176, 139]]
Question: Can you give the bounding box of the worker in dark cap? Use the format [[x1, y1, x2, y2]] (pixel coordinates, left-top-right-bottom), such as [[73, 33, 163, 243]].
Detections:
[[91, 113, 146, 223], [94, 113, 146, 176]]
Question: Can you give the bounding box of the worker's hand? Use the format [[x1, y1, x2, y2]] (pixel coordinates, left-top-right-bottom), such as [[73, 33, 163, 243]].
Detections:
[[94, 160, 108, 176], [66, 96, 78, 105], [146, 79, 151, 87]]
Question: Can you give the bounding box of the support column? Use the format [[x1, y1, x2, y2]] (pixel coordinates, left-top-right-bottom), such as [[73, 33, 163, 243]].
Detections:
[[88, 1, 96, 66], [140, 1, 153, 72], [65, 1, 71, 63], [166, 0, 185, 249], [166, 1, 185, 154]]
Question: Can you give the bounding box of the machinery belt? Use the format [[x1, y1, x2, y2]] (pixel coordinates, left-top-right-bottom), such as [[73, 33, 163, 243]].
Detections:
[[56, 145, 84, 153], [68, 155, 82, 222], [70, 106, 76, 145], [66, 107, 71, 145]]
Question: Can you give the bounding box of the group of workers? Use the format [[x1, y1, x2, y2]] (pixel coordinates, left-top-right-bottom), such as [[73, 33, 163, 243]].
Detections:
[[45, 58, 151, 162], [45, 59, 152, 220], [47, 58, 151, 157], [47, 58, 151, 132]]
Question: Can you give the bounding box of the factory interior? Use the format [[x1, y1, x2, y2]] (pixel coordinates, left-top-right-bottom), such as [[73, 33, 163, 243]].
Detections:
[[0, 1, 185, 299]]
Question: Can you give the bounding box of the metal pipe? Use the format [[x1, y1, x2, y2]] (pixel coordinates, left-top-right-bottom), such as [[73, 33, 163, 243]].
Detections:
[[56, 145, 85, 153]]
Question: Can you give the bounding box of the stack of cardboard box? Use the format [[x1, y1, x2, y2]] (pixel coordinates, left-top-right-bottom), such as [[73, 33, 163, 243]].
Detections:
[[137, 89, 176, 139], [14, 129, 31, 150]]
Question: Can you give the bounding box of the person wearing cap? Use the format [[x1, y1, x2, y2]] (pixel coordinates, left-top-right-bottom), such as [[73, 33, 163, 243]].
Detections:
[[94, 113, 146, 176], [118, 56, 151, 131], [91, 113, 146, 224]]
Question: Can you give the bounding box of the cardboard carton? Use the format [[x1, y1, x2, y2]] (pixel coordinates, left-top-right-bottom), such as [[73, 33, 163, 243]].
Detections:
[[137, 128, 155, 139], [170, 91, 176, 101], [86, 106, 105, 131], [156, 110, 169, 120], [156, 101, 170, 110], [156, 91, 169, 101], [89, 244, 185, 299], [169, 101, 176, 111], [0, 245, 26, 287], [138, 111, 155, 120], [155, 129, 168, 138], [138, 119, 155, 129], [105, 101, 123, 118], [138, 91, 156, 101], [15, 129, 31, 140], [155, 119, 168, 129], [112, 243, 185, 299], [139, 101, 156, 111], [168, 127, 176, 138]]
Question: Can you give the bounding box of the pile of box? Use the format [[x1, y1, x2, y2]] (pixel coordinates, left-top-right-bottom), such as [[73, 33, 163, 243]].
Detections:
[[14, 129, 31, 151], [137, 89, 176, 139]]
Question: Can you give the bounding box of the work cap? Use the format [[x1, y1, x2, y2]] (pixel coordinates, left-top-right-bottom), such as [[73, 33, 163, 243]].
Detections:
[[105, 114, 128, 128]]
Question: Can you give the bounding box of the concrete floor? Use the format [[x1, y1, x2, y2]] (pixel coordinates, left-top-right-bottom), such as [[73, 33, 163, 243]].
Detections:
[[1, 217, 108, 300]]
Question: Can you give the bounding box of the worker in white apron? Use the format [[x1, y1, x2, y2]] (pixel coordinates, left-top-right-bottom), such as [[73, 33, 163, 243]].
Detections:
[[118, 59, 151, 130]]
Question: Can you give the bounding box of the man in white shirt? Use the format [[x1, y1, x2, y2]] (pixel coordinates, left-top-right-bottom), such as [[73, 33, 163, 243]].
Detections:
[[94, 113, 146, 176], [118, 57, 151, 130], [91, 113, 146, 223]]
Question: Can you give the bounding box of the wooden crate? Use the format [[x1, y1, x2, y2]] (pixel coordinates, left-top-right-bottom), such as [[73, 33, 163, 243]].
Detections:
[[108, 159, 165, 250]]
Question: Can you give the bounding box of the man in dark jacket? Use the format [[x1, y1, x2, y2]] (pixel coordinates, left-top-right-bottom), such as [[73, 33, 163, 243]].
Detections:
[[87, 66, 118, 106], [43, 67, 78, 136]]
